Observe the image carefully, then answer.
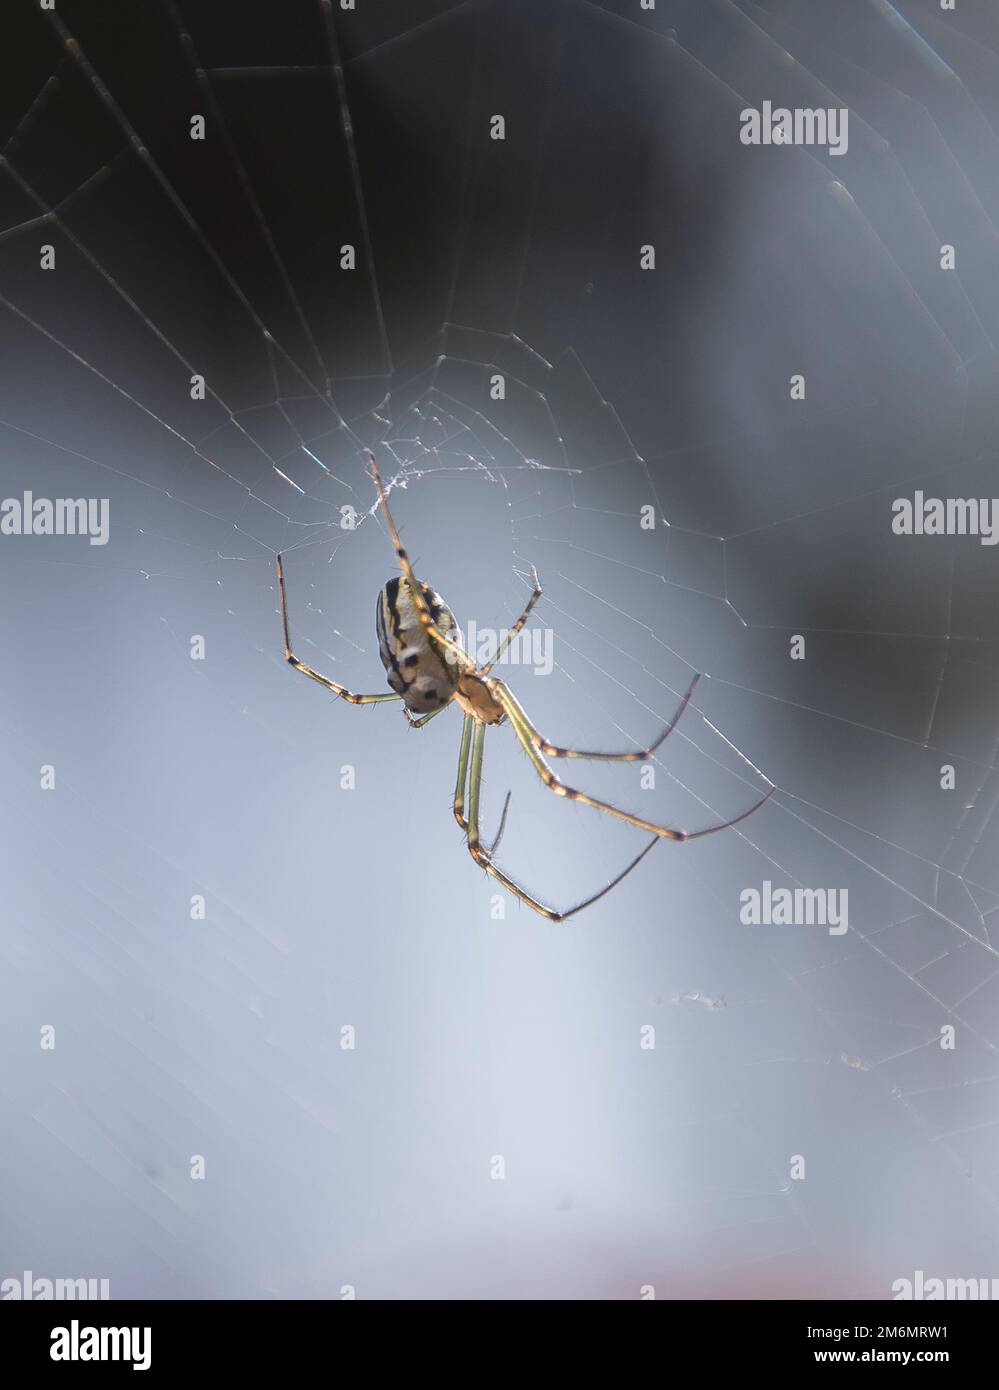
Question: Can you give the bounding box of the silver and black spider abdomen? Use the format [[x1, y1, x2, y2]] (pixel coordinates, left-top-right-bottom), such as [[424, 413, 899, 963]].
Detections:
[[375, 576, 461, 714]]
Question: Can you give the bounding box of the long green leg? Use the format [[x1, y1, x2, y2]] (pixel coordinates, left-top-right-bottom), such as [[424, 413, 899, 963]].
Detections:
[[453, 713, 510, 850], [463, 719, 564, 918], [466, 720, 486, 843], [461, 718, 655, 922], [453, 714, 474, 829]]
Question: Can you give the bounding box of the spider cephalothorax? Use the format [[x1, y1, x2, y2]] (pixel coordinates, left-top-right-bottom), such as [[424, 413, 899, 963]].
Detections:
[[276, 454, 774, 921]]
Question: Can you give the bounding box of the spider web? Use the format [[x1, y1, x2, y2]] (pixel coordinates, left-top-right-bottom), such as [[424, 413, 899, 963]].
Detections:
[[2, 0, 999, 1299]]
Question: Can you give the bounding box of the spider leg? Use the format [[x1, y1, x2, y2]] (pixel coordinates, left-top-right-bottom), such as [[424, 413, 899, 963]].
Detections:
[[367, 452, 471, 670], [532, 673, 701, 760], [476, 566, 696, 759], [462, 717, 662, 923], [277, 553, 400, 704], [452, 713, 474, 832], [478, 565, 543, 676], [405, 704, 449, 730], [453, 712, 510, 853], [490, 679, 775, 840]]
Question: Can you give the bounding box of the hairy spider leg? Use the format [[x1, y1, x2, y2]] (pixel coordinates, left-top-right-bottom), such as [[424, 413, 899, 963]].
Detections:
[[277, 552, 400, 704]]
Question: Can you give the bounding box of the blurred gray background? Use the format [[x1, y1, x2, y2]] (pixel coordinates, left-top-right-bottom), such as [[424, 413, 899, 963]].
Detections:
[[2, 0, 999, 1298]]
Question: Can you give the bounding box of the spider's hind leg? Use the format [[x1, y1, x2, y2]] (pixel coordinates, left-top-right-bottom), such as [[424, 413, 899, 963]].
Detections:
[[460, 716, 661, 923], [491, 679, 775, 841], [453, 712, 510, 853], [537, 674, 701, 761]]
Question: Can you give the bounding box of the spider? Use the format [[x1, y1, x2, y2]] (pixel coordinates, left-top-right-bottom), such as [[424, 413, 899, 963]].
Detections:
[[276, 453, 774, 922]]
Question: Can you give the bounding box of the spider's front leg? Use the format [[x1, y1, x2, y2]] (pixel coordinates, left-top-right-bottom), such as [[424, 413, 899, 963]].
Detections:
[[478, 565, 543, 676], [367, 453, 471, 671]]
